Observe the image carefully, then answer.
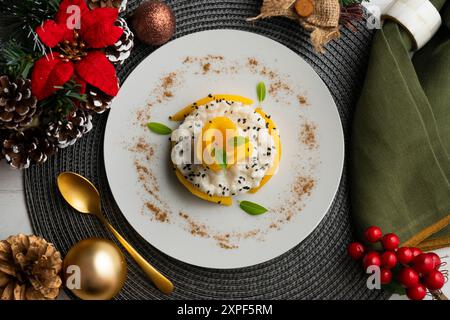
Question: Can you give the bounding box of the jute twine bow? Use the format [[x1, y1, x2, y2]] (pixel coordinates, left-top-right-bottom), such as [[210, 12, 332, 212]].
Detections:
[[248, 0, 341, 53]]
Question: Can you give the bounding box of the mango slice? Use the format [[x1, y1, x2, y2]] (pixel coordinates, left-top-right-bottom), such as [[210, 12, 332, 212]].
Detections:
[[175, 169, 232, 206], [169, 94, 254, 121], [249, 108, 282, 193]]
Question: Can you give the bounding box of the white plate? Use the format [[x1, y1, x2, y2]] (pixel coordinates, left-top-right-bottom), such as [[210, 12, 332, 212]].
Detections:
[[104, 30, 344, 269]]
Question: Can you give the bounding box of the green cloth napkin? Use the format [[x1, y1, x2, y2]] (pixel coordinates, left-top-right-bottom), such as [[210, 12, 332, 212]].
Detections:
[[351, 0, 450, 249]]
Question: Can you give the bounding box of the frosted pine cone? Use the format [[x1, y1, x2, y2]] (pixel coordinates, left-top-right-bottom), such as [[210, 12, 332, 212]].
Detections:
[[0, 76, 39, 130], [87, 0, 127, 13], [106, 17, 134, 65], [80, 86, 113, 114], [1, 128, 57, 169], [45, 108, 93, 148]]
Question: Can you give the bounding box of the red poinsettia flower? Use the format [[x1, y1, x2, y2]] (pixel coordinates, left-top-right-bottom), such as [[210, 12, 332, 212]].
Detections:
[[31, 0, 123, 100]]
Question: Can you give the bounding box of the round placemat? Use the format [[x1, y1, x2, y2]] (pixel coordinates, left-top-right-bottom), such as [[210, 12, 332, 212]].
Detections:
[[24, 0, 388, 300]]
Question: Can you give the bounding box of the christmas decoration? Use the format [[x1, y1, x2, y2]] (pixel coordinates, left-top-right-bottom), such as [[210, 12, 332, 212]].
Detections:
[[364, 225, 382, 243], [249, 0, 367, 53], [0, 0, 134, 169], [0, 75, 39, 130], [63, 238, 127, 300], [131, 0, 176, 46], [87, 0, 128, 13], [106, 17, 135, 65], [347, 226, 448, 300], [2, 128, 57, 169], [0, 234, 62, 300], [45, 108, 93, 148], [80, 86, 114, 114]]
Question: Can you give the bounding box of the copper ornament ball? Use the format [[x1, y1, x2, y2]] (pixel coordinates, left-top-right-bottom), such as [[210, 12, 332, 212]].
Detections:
[[132, 0, 176, 46], [63, 238, 127, 300]]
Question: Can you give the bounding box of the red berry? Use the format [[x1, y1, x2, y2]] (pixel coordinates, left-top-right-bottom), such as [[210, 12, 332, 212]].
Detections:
[[423, 270, 445, 291], [381, 233, 400, 251], [347, 242, 365, 260], [398, 267, 420, 288], [363, 251, 381, 270], [380, 268, 392, 284], [397, 247, 414, 264], [428, 252, 441, 269], [413, 253, 435, 274], [381, 251, 398, 269], [411, 247, 422, 258], [364, 226, 382, 243], [406, 284, 427, 300]]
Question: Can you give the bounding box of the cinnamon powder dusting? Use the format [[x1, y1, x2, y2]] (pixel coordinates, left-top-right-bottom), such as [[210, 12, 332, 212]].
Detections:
[[300, 122, 318, 149], [179, 212, 238, 249], [293, 176, 316, 198], [298, 95, 309, 106], [146, 202, 169, 223]]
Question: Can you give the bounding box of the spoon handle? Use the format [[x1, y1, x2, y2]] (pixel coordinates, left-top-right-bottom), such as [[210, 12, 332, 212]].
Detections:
[[98, 215, 174, 294]]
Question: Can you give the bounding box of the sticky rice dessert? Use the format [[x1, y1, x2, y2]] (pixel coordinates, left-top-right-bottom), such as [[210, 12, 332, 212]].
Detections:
[[170, 95, 281, 205]]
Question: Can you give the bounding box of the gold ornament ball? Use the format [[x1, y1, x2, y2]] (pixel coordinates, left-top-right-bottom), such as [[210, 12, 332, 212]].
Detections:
[[132, 0, 176, 46], [63, 238, 127, 300]]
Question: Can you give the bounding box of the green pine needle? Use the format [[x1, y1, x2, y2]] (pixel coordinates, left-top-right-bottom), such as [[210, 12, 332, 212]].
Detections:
[[0, 40, 37, 78], [40, 80, 87, 123], [0, 0, 62, 49], [340, 0, 367, 7]]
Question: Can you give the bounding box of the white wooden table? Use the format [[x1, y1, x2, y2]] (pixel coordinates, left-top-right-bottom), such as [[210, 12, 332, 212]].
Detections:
[[1, 0, 448, 300]]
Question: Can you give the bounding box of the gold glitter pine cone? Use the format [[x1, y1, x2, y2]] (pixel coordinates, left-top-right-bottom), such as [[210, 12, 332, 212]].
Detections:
[[0, 234, 63, 300], [87, 0, 127, 13], [0, 75, 39, 130], [80, 86, 114, 114]]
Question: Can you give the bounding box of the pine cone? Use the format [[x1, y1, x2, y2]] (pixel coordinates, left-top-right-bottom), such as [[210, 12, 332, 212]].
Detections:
[[0, 76, 39, 130], [0, 234, 62, 300], [106, 17, 134, 65], [0, 130, 6, 161], [46, 108, 93, 148], [87, 0, 127, 12], [2, 128, 57, 169], [80, 86, 113, 114]]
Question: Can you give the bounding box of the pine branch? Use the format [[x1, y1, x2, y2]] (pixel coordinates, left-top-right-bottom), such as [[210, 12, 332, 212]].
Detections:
[[0, 0, 61, 49], [40, 80, 87, 123], [0, 40, 38, 79]]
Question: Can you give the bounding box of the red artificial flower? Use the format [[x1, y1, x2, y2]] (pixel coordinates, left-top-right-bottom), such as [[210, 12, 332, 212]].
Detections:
[[31, 0, 123, 100]]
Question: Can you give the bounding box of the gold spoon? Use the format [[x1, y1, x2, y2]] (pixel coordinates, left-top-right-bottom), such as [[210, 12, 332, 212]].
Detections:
[[57, 172, 174, 295]]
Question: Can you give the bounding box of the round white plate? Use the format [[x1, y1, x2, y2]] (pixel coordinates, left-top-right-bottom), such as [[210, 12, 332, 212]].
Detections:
[[104, 30, 344, 269]]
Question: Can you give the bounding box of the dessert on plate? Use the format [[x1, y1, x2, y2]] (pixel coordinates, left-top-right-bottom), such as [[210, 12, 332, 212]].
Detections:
[[170, 94, 281, 205]]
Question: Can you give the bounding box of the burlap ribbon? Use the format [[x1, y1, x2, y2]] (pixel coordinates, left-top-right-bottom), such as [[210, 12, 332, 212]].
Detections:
[[249, 0, 341, 53]]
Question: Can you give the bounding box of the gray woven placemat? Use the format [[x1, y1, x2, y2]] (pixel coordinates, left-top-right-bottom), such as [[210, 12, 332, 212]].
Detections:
[[24, 0, 388, 300]]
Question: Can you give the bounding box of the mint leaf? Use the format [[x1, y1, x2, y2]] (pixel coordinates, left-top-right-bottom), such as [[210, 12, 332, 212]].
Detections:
[[230, 136, 249, 147], [147, 122, 172, 135], [257, 82, 266, 104], [214, 148, 227, 170], [238, 201, 268, 215]]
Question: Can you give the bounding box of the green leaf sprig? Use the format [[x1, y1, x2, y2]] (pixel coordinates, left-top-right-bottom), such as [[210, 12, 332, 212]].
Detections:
[[256, 81, 266, 104], [147, 122, 173, 135], [214, 148, 227, 170], [230, 136, 249, 147], [238, 200, 268, 215]]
